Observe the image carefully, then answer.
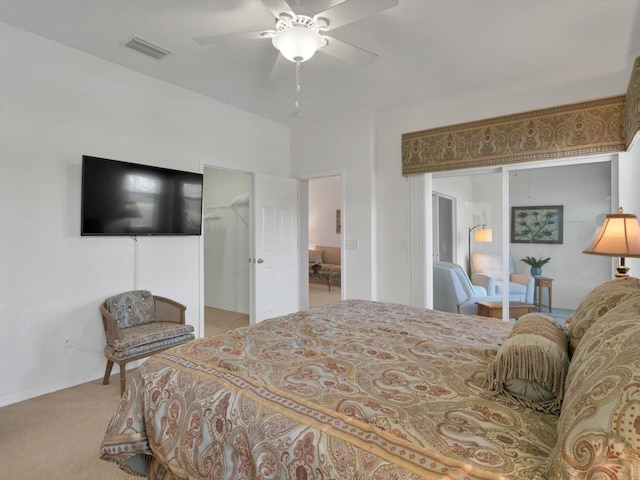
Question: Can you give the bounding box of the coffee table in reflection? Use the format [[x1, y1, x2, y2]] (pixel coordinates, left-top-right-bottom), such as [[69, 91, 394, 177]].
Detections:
[[475, 301, 534, 320]]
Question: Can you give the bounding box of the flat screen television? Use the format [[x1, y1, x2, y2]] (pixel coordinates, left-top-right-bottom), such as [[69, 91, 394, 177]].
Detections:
[[81, 155, 203, 236]]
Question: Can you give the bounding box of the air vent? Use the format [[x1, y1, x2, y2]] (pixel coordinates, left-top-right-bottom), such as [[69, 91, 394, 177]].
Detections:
[[124, 36, 171, 60]]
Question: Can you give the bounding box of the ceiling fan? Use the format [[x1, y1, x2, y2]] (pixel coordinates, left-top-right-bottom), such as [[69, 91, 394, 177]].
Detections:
[[194, 0, 399, 67]]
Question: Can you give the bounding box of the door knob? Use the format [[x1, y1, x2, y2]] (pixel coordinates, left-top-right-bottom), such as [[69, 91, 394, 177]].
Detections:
[[256, 258, 264, 264]]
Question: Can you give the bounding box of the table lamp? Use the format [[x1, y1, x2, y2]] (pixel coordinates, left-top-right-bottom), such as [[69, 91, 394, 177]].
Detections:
[[583, 207, 640, 277]]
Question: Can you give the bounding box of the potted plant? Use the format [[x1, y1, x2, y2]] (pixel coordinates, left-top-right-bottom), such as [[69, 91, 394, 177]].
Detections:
[[520, 256, 551, 276]]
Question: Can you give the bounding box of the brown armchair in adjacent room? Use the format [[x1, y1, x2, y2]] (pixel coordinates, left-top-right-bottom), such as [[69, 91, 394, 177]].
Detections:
[[100, 290, 195, 394]]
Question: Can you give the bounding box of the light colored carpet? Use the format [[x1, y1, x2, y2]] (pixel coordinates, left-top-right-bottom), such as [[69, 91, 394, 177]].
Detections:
[[0, 305, 253, 480], [204, 306, 249, 336], [204, 285, 341, 337], [309, 282, 341, 308], [0, 373, 133, 480]]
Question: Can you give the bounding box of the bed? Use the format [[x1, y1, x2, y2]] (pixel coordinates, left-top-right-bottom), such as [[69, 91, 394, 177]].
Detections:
[[101, 284, 640, 479]]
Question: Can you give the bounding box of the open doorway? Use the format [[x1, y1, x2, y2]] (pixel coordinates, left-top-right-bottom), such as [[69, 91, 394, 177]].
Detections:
[[308, 176, 342, 308], [202, 167, 251, 336], [432, 192, 455, 263]]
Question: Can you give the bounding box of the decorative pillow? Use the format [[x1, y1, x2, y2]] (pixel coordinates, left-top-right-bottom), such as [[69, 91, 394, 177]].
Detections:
[[566, 276, 640, 355], [486, 313, 569, 414], [309, 249, 323, 265], [546, 297, 640, 478], [105, 290, 156, 329]]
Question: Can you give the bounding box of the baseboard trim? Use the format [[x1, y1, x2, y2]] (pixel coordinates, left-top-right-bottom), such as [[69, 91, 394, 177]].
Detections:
[[0, 360, 144, 408]]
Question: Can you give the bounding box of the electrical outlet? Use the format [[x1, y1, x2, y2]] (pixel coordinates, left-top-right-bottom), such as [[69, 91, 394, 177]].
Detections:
[[62, 333, 72, 349]]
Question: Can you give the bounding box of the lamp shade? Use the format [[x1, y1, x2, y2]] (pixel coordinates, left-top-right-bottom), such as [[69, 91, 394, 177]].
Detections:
[[272, 26, 322, 63], [583, 209, 640, 257], [475, 228, 492, 242]]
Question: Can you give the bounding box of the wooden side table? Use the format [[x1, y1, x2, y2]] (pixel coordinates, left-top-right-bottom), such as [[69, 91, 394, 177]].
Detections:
[[476, 301, 534, 320], [534, 276, 553, 312], [328, 272, 340, 292]]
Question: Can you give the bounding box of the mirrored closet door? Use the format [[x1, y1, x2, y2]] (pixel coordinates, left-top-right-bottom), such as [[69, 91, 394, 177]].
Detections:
[[430, 156, 614, 323]]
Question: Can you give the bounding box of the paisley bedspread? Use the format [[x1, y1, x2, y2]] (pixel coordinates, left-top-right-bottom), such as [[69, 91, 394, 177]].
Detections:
[[101, 300, 558, 479]]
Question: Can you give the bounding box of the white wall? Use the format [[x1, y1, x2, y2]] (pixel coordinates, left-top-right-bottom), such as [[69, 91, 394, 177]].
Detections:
[[509, 162, 612, 307], [289, 60, 631, 307], [291, 108, 375, 301], [4, 16, 636, 408], [0, 22, 289, 407], [308, 176, 341, 248], [619, 140, 640, 276]]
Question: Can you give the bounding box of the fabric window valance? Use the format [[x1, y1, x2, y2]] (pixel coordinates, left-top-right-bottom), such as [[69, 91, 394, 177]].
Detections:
[[402, 56, 640, 175]]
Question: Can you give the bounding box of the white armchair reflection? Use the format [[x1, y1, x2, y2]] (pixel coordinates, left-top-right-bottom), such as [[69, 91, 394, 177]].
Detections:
[[433, 261, 502, 316], [470, 252, 535, 304]]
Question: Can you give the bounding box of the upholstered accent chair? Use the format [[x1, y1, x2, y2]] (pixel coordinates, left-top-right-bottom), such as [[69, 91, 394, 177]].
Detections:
[[470, 252, 535, 304], [433, 261, 502, 315], [100, 290, 195, 394]]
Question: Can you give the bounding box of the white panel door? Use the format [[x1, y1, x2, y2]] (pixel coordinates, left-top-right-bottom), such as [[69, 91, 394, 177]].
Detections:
[[253, 173, 298, 323]]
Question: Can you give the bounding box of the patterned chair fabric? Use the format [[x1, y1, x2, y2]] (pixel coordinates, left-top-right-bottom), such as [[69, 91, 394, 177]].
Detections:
[[101, 290, 195, 394], [112, 321, 194, 352], [105, 332, 195, 360], [105, 290, 156, 329]]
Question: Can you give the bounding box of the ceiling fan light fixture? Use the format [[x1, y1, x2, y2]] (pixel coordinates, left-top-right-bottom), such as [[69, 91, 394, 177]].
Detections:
[[272, 24, 322, 63]]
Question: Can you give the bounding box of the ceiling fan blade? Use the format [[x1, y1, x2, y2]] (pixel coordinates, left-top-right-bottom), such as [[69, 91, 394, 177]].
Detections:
[[194, 30, 272, 46], [320, 35, 377, 67], [268, 52, 294, 81], [289, 0, 344, 16], [315, 0, 398, 31], [261, 0, 295, 19]]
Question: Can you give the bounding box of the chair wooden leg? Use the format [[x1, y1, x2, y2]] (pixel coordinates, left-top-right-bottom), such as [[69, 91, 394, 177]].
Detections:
[[119, 363, 126, 395], [103, 360, 114, 386]]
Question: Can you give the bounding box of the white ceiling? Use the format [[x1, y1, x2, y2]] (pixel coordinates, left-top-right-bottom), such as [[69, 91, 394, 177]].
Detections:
[[0, 0, 639, 126]]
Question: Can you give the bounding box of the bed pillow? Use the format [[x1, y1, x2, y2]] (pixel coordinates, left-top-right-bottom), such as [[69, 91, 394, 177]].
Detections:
[[565, 276, 640, 355], [308, 249, 323, 264], [546, 297, 640, 478], [486, 313, 569, 414]]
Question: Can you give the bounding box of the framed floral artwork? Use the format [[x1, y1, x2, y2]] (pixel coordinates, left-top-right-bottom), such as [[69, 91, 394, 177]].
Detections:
[[511, 205, 563, 244]]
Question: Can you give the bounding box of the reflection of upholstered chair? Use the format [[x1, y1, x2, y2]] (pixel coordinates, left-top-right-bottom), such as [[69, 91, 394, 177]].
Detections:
[[433, 261, 502, 315], [100, 290, 195, 394], [470, 252, 534, 304]]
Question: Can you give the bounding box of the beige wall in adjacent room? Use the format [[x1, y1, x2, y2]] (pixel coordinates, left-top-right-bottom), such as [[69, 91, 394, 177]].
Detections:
[[308, 176, 341, 249]]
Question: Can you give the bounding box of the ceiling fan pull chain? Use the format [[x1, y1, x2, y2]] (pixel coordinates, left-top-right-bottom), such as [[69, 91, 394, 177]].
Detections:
[[295, 60, 301, 110]]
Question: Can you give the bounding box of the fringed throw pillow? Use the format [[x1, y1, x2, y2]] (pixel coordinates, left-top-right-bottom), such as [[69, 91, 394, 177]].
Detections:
[[486, 313, 569, 414]]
